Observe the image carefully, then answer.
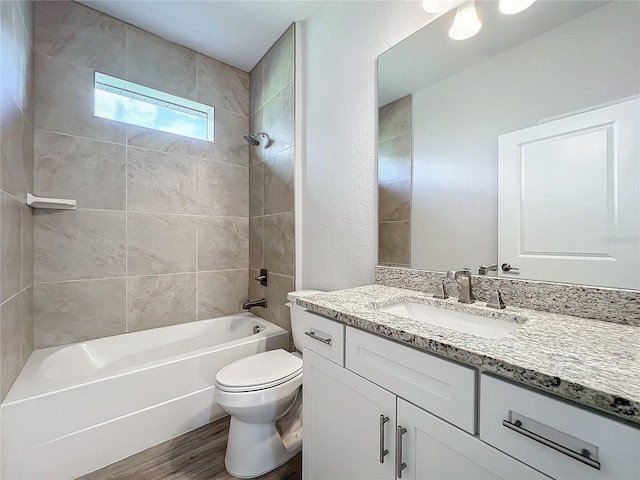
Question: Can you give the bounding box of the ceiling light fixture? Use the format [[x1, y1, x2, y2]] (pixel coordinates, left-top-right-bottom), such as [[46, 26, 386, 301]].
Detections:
[[498, 0, 537, 15], [448, 0, 482, 40]]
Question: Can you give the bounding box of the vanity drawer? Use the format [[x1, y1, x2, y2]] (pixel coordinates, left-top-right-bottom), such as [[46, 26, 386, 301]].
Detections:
[[302, 311, 345, 366], [480, 374, 640, 480], [345, 326, 476, 433]]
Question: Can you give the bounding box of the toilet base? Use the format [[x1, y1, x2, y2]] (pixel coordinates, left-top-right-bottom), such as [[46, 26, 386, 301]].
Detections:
[[224, 417, 301, 479]]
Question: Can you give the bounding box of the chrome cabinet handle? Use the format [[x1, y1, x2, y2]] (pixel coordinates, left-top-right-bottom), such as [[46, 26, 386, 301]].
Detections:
[[502, 419, 601, 470], [379, 415, 389, 463], [396, 426, 407, 478], [501, 263, 520, 272], [304, 330, 332, 345]]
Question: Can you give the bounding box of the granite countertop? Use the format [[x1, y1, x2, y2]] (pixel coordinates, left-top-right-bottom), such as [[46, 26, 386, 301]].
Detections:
[[297, 284, 640, 425]]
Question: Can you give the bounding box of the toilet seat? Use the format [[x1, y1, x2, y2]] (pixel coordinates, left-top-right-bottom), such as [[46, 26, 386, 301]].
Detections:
[[216, 349, 302, 393]]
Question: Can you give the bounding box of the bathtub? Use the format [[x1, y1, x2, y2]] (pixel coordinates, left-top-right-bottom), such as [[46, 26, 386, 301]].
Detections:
[[1, 313, 289, 480]]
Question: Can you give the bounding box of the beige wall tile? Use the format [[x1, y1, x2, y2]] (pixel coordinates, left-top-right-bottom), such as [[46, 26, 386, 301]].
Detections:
[[127, 273, 196, 331], [249, 217, 264, 270], [246, 270, 294, 337], [127, 213, 196, 276], [248, 268, 266, 321], [263, 24, 295, 102], [22, 114, 33, 193], [379, 221, 411, 266], [198, 217, 248, 271], [34, 54, 126, 143], [34, 278, 126, 348], [34, 209, 126, 282], [264, 273, 294, 334], [197, 54, 249, 117], [1, 93, 25, 197], [264, 212, 294, 277], [1, 193, 23, 302], [379, 177, 411, 222], [126, 124, 248, 167], [378, 133, 411, 183], [1, 292, 23, 398], [249, 162, 264, 217], [249, 107, 265, 165], [34, 1, 125, 75], [197, 270, 248, 320], [0, 0, 33, 401], [264, 146, 294, 215], [379, 94, 412, 143], [34, 130, 126, 210], [126, 25, 196, 100], [21, 285, 33, 364], [263, 82, 294, 157], [212, 108, 249, 166], [127, 147, 197, 214], [197, 160, 248, 217], [249, 59, 264, 115], [21, 205, 33, 288]]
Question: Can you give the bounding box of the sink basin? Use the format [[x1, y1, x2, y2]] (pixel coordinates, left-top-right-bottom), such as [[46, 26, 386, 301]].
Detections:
[[378, 302, 521, 339]]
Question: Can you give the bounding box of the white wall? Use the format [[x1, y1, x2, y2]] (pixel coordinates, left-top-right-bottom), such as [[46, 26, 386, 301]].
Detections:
[[301, 1, 431, 290], [411, 1, 640, 272]]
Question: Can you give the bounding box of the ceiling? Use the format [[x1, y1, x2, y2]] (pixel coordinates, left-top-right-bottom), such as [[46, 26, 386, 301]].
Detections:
[[77, 0, 325, 72]]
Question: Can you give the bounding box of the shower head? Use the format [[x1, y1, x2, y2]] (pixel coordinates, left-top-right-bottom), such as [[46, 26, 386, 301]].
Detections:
[[243, 131, 267, 146]]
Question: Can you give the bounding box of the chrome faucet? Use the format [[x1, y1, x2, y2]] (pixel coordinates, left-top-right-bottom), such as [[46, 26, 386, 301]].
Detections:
[[242, 298, 267, 309], [446, 269, 475, 304], [478, 264, 498, 275]]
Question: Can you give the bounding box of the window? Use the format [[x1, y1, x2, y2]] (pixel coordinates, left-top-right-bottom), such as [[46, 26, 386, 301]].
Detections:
[[94, 72, 214, 142]]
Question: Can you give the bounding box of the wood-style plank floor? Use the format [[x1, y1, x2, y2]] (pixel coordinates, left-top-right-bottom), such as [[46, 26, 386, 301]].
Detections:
[[78, 417, 302, 480]]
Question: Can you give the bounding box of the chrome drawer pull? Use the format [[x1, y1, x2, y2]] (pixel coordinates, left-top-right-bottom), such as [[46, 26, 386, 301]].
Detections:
[[502, 419, 601, 470], [379, 415, 389, 463], [304, 330, 332, 345], [396, 426, 407, 478]]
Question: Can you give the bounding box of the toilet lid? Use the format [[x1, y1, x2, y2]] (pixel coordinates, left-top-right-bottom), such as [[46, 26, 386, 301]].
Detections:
[[216, 349, 302, 392]]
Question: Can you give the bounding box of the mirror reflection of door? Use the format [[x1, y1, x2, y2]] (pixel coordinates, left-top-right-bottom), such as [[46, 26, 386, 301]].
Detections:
[[498, 98, 640, 290]]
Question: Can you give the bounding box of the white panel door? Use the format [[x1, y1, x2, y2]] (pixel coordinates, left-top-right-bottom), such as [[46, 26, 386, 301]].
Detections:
[[303, 349, 396, 480], [397, 399, 548, 480], [498, 98, 640, 288]]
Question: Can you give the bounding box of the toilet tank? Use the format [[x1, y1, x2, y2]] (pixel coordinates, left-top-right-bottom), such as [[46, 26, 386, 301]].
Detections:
[[287, 290, 324, 352]]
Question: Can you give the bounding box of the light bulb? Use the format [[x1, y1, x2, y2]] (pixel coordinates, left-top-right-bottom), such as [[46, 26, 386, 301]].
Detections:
[[498, 0, 536, 15], [448, 0, 482, 40], [422, 0, 459, 14]]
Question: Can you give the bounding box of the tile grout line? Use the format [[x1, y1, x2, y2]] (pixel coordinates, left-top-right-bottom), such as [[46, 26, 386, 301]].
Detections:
[[33, 127, 250, 169], [0, 284, 32, 308], [195, 155, 199, 322], [125, 125, 129, 334], [33, 269, 249, 286], [378, 131, 412, 144], [194, 55, 203, 322]]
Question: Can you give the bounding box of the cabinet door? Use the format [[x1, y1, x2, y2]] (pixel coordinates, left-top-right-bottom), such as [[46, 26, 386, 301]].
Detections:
[[397, 399, 548, 480], [303, 348, 396, 480]]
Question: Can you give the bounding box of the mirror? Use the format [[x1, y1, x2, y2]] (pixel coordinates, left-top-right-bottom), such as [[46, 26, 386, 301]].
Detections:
[[377, 0, 640, 289]]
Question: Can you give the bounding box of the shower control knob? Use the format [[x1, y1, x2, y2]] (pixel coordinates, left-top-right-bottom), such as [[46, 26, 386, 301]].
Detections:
[[254, 268, 269, 286]]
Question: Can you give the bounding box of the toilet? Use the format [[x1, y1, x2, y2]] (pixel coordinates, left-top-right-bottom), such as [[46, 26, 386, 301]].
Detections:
[[214, 290, 323, 478]]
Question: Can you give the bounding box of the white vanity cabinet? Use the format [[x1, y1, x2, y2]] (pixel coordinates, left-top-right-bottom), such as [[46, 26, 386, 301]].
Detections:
[[480, 374, 640, 480], [303, 349, 396, 480], [397, 398, 547, 480], [303, 314, 547, 480]]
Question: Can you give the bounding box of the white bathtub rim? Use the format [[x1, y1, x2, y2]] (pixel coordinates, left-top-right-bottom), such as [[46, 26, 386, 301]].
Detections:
[[3, 314, 286, 404]]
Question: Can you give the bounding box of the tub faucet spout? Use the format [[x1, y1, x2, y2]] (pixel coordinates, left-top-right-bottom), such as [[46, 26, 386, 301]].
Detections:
[[242, 298, 267, 309]]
